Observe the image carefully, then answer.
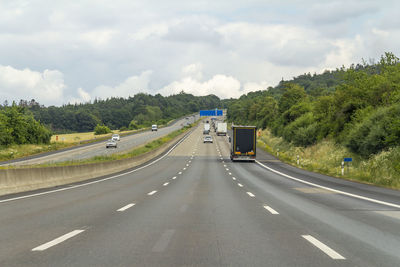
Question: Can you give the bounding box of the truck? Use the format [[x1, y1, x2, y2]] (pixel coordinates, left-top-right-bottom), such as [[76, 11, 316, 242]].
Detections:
[[203, 123, 210, 134], [216, 122, 227, 136], [230, 126, 256, 162]]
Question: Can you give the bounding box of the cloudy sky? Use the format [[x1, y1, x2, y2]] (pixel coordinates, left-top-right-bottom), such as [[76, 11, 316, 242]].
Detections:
[[0, 0, 399, 106]]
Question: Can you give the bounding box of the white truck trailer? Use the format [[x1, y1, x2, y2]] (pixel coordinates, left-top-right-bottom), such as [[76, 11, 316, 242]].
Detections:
[[216, 122, 227, 136]]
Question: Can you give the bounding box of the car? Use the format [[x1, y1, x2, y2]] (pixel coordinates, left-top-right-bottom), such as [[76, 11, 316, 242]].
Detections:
[[152, 124, 158, 131], [112, 134, 120, 141], [203, 135, 213, 143], [106, 139, 117, 148]]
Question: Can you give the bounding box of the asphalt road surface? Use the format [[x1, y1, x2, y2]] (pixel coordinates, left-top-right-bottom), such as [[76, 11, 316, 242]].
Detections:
[[0, 124, 399, 266], [2, 115, 198, 166]]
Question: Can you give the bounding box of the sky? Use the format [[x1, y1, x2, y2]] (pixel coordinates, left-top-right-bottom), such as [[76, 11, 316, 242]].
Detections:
[[0, 0, 399, 106]]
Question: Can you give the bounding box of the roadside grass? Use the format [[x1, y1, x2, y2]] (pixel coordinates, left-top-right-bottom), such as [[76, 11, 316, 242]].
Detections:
[[50, 131, 114, 143], [0, 143, 71, 162], [258, 129, 400, 190]]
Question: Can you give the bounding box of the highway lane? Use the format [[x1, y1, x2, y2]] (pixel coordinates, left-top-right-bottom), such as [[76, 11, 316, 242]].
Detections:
[[0, 124, 399, 266], [2, 115, 198, 166]]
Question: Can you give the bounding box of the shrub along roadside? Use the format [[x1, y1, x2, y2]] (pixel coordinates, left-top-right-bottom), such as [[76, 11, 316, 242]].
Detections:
[[258, 129, 400, 190]]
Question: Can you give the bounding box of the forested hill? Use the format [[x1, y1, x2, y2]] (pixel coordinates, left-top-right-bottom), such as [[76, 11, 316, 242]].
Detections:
[[226, 52, 400, 158], [23, 92, 221, 133]]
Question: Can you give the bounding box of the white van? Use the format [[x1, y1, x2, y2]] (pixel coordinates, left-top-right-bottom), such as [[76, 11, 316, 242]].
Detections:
[[152, 124, 158, 131]]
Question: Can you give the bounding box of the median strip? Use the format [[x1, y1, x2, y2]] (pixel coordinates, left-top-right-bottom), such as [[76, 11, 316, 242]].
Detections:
[[32, 230, 85, 251]]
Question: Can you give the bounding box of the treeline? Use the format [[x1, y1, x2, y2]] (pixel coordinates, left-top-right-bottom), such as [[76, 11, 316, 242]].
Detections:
[[0, 105, 52, 146], [227, 52, 400, 158], [22, 92, 221, 133]]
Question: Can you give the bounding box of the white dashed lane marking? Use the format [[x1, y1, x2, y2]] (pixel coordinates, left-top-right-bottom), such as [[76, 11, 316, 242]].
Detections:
[[232, 177, 236, 181], [302, 235, 345, 260], [238, 183, 243, 187], [147, 190, 157, 196], [163, 182, 169, 186], [32, 230, 85, 251], [263, 205, 279, 214], [117, 203, 136, 212], [247, 192, 255, 197]]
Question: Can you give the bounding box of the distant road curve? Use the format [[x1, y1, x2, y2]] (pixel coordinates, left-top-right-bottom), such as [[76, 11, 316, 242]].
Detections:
[[1, 114, 198, 166]]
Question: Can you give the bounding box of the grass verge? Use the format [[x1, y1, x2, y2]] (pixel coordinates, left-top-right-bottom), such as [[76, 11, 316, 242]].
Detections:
[[258, 129, 400, 190]]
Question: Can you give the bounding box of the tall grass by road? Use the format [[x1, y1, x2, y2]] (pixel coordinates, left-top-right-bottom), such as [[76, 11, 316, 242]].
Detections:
[[258, 129, 400, 190]]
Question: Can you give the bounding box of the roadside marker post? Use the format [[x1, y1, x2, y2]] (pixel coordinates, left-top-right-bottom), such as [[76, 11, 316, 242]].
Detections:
[[344, 158, 352, 174]]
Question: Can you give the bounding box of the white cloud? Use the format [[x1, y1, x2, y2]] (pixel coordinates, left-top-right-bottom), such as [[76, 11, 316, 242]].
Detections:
[[182, 63, 203, 80], [243, 81, 269, 92], [158, 71, 242, 99], [131, 23, 169, 41], [91, 70, 153, 99], [1, 1, 400, 106], [0, 65, 65, 106]]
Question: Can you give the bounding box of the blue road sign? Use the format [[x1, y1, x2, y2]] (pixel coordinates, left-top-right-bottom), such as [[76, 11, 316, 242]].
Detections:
[[199, 109, 223, 116], [344, 158, 352, 162]]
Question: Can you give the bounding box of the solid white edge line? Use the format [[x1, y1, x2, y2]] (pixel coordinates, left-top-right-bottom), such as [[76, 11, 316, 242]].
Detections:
[[247, 192, 255, 197], [32, 230, 85, 251], [117, 203, 136, 212], [148, 190, 157, 196], [302, 235, 345, 260], [1, 129, 193, 204], [255, 160, 400, 209], [263, 205, 279, 214]]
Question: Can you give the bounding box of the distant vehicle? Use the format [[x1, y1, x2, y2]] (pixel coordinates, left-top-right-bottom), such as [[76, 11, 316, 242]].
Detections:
[[203, 123, 210, 134], [216, 122, 227, 136], [152, 124, 158, 131], [203, 135, 213, 143], [112, 134, 120, 141], [230, 126, 256, 161], [106, 139, 117, 148]]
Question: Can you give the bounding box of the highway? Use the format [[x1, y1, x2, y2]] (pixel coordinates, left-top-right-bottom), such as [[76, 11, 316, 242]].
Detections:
[[0, 124, 400, 266], [1, 115, 198, 166]]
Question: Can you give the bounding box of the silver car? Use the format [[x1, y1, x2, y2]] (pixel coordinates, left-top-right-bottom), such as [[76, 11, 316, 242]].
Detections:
[[112, 134, 120, 141], [203, 135, 213, 143], [106, 139, 117, 148]]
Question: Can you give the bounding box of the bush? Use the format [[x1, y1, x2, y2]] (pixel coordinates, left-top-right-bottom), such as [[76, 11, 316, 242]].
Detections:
[[0, 105, 51, 146], [283, 112, 319, 146], [94, 124, 111, 135], [129, 120, 139, 130], [119, 126, 128, 132], [346, 103, 400, 157]]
